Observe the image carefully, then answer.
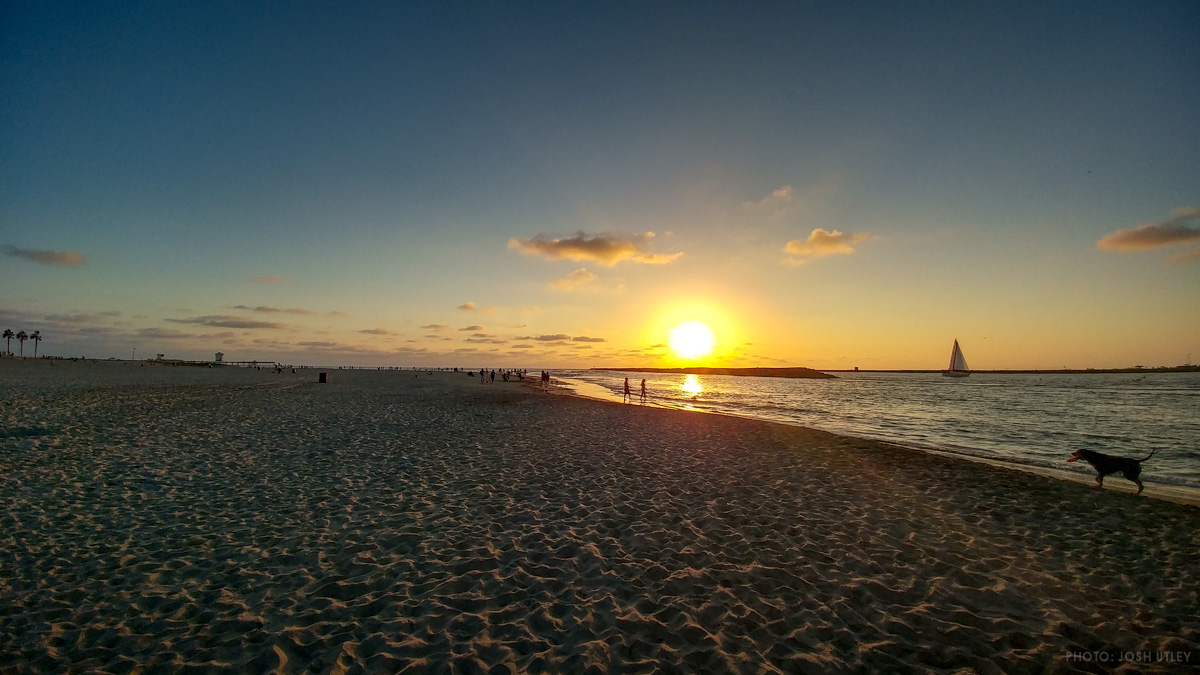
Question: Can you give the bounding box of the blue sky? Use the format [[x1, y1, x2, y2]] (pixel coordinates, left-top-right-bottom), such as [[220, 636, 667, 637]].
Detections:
[[2, 2, 1197, 368]]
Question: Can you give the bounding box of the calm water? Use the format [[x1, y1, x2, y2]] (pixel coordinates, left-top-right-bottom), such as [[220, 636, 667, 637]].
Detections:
[[559, 370, 1200, 488]]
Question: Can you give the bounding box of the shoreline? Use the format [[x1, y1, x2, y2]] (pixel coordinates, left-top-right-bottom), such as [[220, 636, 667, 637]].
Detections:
[[556, 376, 1200, 508]]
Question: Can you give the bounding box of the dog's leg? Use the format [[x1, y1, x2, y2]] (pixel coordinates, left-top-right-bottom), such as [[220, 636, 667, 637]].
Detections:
[[1134, 479, 1143, 495], [1095, 476, 1104, 487]]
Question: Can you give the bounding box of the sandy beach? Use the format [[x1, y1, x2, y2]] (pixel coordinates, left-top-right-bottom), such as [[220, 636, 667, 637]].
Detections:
[[1, 359, 1197, 673]]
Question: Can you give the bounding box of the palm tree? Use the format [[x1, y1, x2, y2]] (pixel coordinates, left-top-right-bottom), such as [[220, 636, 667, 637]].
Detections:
[[31, 331, 42, 357], [2, 329, 12, 355], [16, 330, 27, 357]]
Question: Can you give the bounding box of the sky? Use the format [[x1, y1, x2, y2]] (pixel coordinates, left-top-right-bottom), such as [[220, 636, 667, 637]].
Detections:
[[2, 1, 1197, 369]]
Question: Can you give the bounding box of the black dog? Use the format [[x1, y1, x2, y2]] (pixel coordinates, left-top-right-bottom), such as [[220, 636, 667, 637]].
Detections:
[[1067, 449, 1156, 494]]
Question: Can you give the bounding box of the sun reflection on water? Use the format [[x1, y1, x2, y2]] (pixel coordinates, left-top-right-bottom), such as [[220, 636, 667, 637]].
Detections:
[[681, 374, 703, 398]]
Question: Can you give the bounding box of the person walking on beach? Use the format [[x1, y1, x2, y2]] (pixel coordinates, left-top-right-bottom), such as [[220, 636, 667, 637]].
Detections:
[[640, 378, 647, 403], [623, 378, 631, 402]]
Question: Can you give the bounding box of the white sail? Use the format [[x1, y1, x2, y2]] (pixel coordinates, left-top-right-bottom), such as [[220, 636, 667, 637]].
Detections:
[[950, 341, 968, 371], [944, 340, 970, 377]]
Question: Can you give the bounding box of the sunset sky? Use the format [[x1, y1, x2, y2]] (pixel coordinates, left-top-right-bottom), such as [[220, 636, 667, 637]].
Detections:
[[2, 2, 1197, 369]]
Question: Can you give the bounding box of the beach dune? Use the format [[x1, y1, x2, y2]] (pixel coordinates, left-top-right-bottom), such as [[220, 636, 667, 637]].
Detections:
[[0, 360, 1196, 673]]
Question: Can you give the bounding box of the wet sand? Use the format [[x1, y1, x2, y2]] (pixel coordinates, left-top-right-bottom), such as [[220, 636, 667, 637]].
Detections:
[[1, 360, 1197, 673]]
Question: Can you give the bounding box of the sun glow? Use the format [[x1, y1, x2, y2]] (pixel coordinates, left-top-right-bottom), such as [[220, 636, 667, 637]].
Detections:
[[668, 320, 717, 360]]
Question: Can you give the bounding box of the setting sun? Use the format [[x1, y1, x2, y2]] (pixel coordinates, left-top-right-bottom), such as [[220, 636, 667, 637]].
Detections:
[[668, 320, 717, 360]]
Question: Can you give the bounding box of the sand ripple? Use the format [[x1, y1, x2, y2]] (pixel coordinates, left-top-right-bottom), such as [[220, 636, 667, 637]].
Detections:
[[1, 367, 1198, 673]]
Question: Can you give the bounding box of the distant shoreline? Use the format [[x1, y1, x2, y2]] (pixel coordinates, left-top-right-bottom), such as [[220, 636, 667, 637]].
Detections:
[[595, 365, 1199, 377], [823, 366, 1200, 375], [592, 366, 836, 379]]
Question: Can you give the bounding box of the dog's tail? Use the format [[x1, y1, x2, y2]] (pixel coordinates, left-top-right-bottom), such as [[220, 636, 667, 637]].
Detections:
[[1137, 449, 1157, 463]]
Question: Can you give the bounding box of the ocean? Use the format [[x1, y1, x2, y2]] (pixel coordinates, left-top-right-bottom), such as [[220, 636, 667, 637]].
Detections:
[[558, 369, 1200, 489]]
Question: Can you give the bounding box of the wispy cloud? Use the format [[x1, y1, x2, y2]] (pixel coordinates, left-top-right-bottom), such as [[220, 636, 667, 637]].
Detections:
[[232, 305, 313, 315], [3, 245, 86, 267], [463, 335, 508, 344], [550, 268, 597, 290], [421, 324, 449, 331], [136, 328, 197, 339], [458, 325, 484, 331], [572, 336, 606, 343], [252, 275, 288, 284], [167, 315, 286, 329], [458, 302, 477, 311], [515, 334, 572, 342], [359, 328, 396, 335], [1097, 208, 1200, 263], [508, 232, 682, 266], [783, 228, 868, 264], [43, 312, 108, 323], [328, 310, 351, 317], [742, 185, 795, 209]]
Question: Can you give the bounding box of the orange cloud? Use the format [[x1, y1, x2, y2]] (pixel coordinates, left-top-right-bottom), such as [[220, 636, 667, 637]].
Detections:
[[1097, 208, 1199, 262], [167, 315, 286, 329], [232, 305, 313, 315], [742, 185, 795, 209], [3, 245, 85, 267], [508, 232, 682, 266], [783, 228, 868, 264], [550, 268, 597, 290]]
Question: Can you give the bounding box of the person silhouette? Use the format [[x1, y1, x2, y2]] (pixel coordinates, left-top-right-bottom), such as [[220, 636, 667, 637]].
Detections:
[[640, 378, 647, 403], [623, 378, 630, 402]]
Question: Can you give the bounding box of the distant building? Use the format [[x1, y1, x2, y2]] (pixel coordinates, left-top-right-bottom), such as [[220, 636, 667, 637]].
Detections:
[[156, 354, 165, 361], [215, 352, 224, 362]]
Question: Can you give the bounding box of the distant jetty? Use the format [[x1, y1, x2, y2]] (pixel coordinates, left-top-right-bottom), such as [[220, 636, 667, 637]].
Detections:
[[593, 367, 836, 379]]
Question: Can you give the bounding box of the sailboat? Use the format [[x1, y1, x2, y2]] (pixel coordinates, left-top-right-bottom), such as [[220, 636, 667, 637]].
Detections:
[[942, 339, 970, 377]]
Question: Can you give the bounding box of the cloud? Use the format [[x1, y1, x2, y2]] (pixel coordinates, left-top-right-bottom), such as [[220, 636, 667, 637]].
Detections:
[[572, 336, 606, 343], [463, 336, 508, 344], [1097, 208, 1199, 263], [1168, 248, 1200, 264], [783, 228, 869, 264], [550, 268, 598, 290], [421, 324, 449, 331], [136, 328, 197, 339], [3, 245, 86, 267], [167, 315, 286, 329], [458, 302, 477, 311], [252, 275, 288, 283], [328, 310, 351, 317], [458, 325, 484, 331], [508, 232, 682, 266], [514, 334, 572, 342], [742, 185, 795, 209], [358, 328, 396, 335], [43, 312, 109, 323], [232, 305, 313, 315]]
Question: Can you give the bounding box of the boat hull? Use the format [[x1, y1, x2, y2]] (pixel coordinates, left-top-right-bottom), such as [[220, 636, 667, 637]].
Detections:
[[942, 370, 970, 378]]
